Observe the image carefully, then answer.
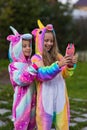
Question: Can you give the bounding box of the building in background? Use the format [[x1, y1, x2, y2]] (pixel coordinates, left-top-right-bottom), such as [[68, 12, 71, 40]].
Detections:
[[73, 0, 87, 18], [74, 0, 87, 11]]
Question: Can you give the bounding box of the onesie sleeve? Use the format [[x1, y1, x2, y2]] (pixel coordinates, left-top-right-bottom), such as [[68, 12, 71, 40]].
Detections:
[[57, 53, 77, 78], [61, 64, 76, 78], [37, 62, 61, 81], [31, 54, 61, 81], [8, 62, 38, 87]]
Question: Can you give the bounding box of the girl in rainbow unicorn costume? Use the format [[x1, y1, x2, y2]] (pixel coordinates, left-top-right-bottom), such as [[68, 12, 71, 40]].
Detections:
[[7, 26, 62, 130], [31, 20, 78, 130]]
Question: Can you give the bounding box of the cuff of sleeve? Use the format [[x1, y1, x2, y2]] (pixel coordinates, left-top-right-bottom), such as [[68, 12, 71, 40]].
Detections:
[[67, 64, 77, 70], [73, 63, 77, 69], [55, 61, 62, 72], [67, 66, 75, 71], [32, 63, 38, 70]]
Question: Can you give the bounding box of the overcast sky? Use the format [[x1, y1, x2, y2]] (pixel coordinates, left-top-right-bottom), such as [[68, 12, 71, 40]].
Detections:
[[58, 0, 79, 4]]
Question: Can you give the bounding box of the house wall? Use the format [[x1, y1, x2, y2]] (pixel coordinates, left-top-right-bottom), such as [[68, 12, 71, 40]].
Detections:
[[76, 6, 87, 11]]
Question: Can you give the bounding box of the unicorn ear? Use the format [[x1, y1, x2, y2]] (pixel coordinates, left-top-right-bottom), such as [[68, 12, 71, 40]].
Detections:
[[32, 28, 38, 38], [10, 26, 19, 35], [7, 35, 14, 41], [37, 19, 45, 29]]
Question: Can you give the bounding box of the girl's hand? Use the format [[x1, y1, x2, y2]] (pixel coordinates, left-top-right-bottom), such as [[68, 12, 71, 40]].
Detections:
[[72, 53, 78, 64], [58, 55, 72, 67], [35, 60, 44, 68], [67, 53, 78, 67]]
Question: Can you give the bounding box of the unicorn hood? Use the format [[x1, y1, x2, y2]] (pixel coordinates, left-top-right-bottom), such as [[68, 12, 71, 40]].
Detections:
[[32, 20, 54, 55], [7, 26, 32, 62]]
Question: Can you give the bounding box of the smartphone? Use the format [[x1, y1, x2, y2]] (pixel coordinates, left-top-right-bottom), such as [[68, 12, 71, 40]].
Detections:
[[66, 43, 75, 56]]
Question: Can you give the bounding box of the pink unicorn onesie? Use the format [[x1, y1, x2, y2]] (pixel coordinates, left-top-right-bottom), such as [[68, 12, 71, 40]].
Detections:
[[31, 20, 77, 130], [7, 26, 61, 130], [7, 26, 39, 130]]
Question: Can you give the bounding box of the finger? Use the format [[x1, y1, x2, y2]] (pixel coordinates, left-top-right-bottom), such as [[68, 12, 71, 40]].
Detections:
[[65, 56, 72, 60], [64, 55, 71, 58]]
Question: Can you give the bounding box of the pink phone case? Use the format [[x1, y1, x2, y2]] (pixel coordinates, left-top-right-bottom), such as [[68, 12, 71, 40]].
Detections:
[[66, 43, 75, 56]]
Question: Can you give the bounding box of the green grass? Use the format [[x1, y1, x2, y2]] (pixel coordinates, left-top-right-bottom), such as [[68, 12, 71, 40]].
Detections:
[[0, 84, 14, 130], [66, 62, 87, 130], [0, 59, 9, 70], [66, 62, 87, 99], [0, 60, 87, 130], [0, 59, 13, 130]]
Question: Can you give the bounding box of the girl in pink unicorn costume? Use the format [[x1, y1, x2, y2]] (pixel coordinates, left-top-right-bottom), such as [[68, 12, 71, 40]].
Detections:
[[31, 20, 77, 130], [7, 26, 38, 130], [7, 26, 62, 130]]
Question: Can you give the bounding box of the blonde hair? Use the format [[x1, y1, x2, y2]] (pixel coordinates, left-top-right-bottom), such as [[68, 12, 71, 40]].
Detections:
[[42, 30, 59, 66]]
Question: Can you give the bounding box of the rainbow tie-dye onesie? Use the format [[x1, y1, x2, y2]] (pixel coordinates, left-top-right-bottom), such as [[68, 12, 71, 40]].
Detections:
[[7, 26, 38, 130], [7, 26, 61, 130], [31, 20, 76, 130]]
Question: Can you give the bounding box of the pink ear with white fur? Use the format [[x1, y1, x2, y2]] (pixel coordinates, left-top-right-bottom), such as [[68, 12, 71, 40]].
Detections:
[[32, 29, 38, 38], [7, 34, 21, 44], [7, 35, 15, 41]]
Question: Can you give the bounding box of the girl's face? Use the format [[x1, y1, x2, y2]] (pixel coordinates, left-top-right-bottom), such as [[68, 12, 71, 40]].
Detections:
[[44, 32, 54, 52], [22, 40, 32, 58]]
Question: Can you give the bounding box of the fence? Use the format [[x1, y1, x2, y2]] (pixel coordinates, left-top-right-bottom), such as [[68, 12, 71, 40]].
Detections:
[[77, 51, 87, 61]]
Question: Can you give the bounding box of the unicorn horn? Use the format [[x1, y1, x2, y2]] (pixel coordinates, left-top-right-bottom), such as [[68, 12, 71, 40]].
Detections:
[[37, 19, 45, 29], [10, 26, 19, 35]]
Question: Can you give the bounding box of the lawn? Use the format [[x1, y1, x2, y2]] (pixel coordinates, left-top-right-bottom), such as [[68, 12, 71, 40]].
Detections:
[[66, 61, 87, 99], [0, 59, 87, 130]]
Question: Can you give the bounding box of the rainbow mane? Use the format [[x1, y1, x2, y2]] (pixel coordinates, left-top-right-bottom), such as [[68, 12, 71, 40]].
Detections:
[[32, 20, 53, 55]]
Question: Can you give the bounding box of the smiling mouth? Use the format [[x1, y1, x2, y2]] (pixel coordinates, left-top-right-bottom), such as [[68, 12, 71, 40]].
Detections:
[[25, 51, 30, 53], [46, 46, 51, 49]]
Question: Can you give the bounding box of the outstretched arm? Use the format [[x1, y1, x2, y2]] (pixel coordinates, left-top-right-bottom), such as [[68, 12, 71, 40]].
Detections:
[[37, 62, 61, 81], [31, 54, 61, 81]]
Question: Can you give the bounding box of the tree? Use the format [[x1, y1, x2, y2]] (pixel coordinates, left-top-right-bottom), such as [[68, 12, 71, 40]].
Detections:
[[0, 0, 14, 58], [0, 0, 40, 58], [37, 0, 73, 54], [0, 0, 73, 58]]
